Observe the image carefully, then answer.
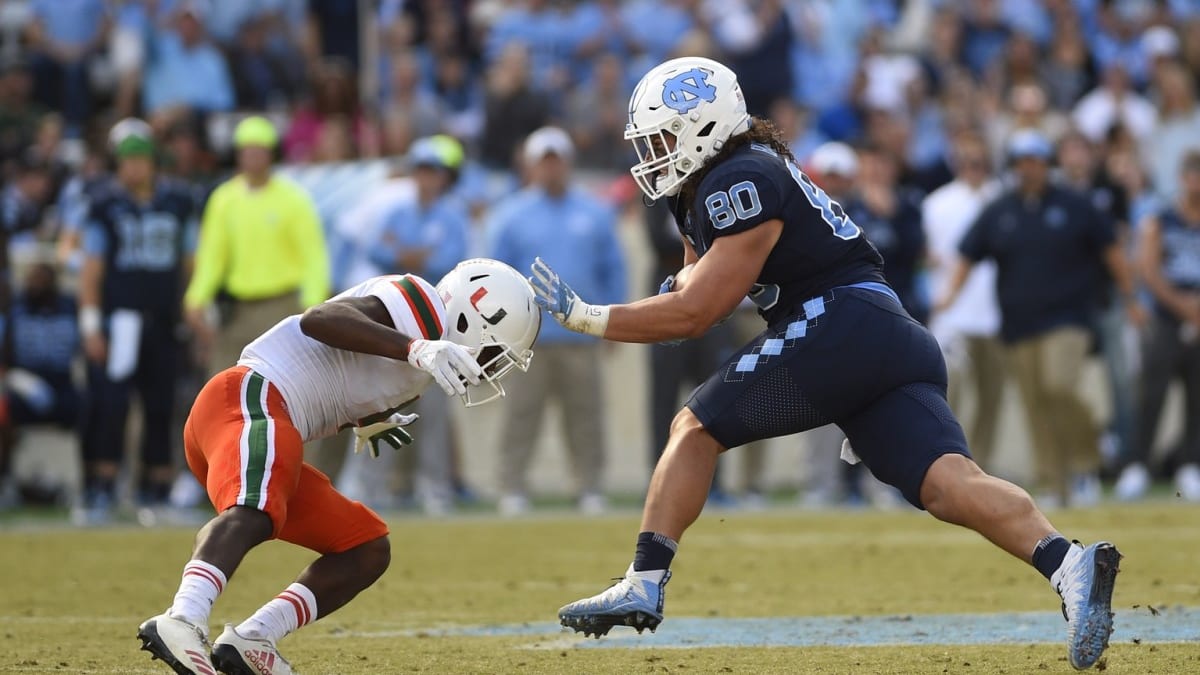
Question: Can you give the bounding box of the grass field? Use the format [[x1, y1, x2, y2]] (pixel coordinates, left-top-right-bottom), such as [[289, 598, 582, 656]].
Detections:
[[2, 502, 1199, 674]]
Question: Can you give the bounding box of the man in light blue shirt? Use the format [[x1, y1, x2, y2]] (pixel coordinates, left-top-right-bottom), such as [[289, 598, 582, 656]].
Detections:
[[352, 135, 470, 515], [487, 127, 626, 516], [142, 2, 235, 115], [26, 0, 109, 136]]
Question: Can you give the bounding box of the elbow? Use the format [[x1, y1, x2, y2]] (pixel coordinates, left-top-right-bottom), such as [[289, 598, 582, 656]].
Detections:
[[298, 304, 330, 338]]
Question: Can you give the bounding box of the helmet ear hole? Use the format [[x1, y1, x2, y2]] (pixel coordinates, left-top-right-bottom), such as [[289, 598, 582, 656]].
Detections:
[[457, 313, 469, 334], [696, 121, 716, 137]]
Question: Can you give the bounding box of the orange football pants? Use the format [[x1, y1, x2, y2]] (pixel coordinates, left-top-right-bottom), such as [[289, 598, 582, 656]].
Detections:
[[184, 366, 388, 553]]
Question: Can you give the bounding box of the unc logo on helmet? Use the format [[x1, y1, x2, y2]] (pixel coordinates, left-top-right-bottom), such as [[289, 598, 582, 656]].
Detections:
[[661, 68, 718, 114]]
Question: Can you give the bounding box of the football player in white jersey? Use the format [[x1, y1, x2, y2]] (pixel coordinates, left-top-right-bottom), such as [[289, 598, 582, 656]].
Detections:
[[137, 259, 540, 675]]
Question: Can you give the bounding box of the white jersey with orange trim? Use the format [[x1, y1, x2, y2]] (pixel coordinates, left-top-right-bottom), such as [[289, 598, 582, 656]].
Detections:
[[238, 274, 447, 441]]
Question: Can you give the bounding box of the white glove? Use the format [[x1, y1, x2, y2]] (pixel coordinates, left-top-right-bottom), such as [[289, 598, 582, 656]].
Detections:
[[407, 338, 483, 396], [529, 257, 610, 337], [350, 410, 420, 456], [353, 412, 419, 458]]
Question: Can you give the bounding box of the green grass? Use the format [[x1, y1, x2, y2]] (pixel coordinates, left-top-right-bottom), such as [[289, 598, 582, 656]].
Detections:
[[1, 503, 1198, 673]]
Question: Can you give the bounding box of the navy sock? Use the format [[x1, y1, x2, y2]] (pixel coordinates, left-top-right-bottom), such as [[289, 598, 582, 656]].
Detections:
[[1032, 533, 1072, 580], [633, 532, 678, 571]]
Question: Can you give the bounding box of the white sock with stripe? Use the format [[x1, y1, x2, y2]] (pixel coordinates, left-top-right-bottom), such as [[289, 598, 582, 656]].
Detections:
[[168, 560, 227, 626], [237, 583, 318, 643]]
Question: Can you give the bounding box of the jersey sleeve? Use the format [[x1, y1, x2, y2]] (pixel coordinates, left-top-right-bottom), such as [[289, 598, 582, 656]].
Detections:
[[693, 162, 784, 240], [357, 274, 447, 341]]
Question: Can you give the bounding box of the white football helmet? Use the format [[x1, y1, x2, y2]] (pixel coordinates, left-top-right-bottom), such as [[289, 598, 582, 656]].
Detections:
[[436, 258, 541, 407], [626, 57, 752, 200]]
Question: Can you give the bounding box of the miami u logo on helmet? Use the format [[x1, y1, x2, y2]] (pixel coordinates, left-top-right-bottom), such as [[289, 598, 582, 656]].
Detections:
[[661, 68, 717, 114]]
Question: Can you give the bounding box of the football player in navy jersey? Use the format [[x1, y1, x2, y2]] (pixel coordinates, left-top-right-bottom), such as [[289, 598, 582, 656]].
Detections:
[[534, 57, 1119, 670], [75, 122, 200, 524]]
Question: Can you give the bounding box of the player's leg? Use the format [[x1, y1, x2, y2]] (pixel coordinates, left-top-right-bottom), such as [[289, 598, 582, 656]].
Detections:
[[135, 328, 179, 507], [844, 381, 1119, 671], [139, 369, 302, 674], [77, 362, 132, 523], [560, 315, 835, 637], [212, 464, 390, 675]]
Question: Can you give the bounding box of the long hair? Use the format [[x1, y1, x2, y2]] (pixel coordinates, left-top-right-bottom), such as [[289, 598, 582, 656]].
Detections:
[[678, 116, 796, 208]]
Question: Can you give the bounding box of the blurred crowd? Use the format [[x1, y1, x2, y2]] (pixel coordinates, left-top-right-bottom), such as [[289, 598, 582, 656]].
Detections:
[[2, 0, 1200, 521]]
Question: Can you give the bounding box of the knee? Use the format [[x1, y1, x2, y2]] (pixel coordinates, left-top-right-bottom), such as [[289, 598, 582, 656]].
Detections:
[[919, 454, 985, 524], [667, 408, 722, 453], [207, 505, 273, 543], [354, 536, 391, 580]]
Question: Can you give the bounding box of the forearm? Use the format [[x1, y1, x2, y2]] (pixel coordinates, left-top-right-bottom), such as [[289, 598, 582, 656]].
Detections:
[[1103, 246, 1137, 302], [299, 303, 410, 359], [601, 292, 712, 344]]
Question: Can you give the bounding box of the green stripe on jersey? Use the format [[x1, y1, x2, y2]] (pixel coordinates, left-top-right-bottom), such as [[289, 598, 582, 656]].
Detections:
[[396, 276, 442, 340]]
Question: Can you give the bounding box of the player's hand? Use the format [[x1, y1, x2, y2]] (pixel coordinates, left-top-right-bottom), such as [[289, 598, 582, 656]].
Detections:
[[83, 333, 107, 364], [529, 257, 609, 337], [407, 338, 483, 397], [353, 412, 418, 458]]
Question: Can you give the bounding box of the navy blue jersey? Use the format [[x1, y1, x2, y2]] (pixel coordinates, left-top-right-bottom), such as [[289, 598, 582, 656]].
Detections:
[[670, 142, 885, 325], [84, 177, 199, 318]]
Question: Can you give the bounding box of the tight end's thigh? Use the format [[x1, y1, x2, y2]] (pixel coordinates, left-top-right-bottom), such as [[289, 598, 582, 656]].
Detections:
[[839, 382, 971, 509]]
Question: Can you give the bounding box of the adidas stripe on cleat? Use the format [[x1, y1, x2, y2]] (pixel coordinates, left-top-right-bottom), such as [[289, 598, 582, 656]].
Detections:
[[558, 565, 670, 638], [210, 624, 293, 675], [136, 614, 216, 675]]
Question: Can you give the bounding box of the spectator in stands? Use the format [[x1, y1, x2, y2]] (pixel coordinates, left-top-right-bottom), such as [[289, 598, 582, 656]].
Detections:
[[487, 127, 625, 516], [359, 136, 469, 515], [703, 0, 794, 118], [431, 51, 484, 142], [229, 14, 303, 110], [961, 0, 1012, 78], [23, 0, 110, 138], [479, 44, 551, 171], [0, 56, 45, 159], [1057, 130, 1137, 467], [985, 84, 1070, 172], [769, 98, 827, 163], [184, 117, 330, 372], [844, 143, 927, 322], [1118, 150, 1200, 502], [1144, 63, 1200, 202], [1072, 62, 1157, 144], [377, 53, 441, 157], [1040, 13, 1096, 111], [485, 0, 572, 94], [76, 126, 200, 523], [924, 134, 1005, 471], [286, 58, 378, 163], [1, 154, 54, 256], [3, 263, 79, 430], [142, 1, 235, 122], [567, 53, 630, 172], [941, 130, 1145, 508]]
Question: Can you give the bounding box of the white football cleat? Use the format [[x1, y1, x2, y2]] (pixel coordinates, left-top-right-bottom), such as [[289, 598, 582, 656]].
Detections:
[[211, 624, 293, 675], [137, 613, 216, 675], [1051, 541, 1122, 670]]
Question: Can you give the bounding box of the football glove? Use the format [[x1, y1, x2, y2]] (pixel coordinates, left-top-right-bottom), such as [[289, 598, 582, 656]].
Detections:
[[407, 339, 483, 397], [529, 257, 610, 337], [353, 412, 419, 458]]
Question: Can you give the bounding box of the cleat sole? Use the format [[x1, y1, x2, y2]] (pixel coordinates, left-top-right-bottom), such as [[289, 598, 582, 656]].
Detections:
[[1068, 543, 1121, 671]]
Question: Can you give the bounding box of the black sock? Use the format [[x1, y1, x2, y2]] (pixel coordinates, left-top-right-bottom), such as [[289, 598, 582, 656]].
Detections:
[[1032, 533, 1072, 580], [633, 531, 677, 571]]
